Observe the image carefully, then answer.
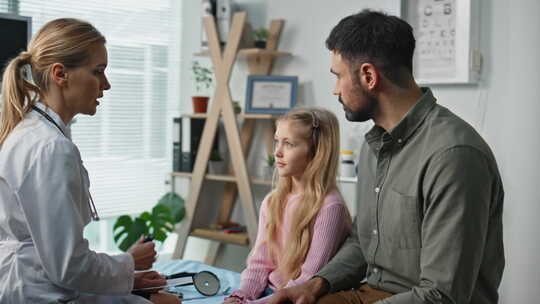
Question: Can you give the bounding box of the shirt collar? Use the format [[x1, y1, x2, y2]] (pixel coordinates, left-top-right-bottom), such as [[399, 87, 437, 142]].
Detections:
[[33, 102, 72, 140], [365, 87, 436, 147]]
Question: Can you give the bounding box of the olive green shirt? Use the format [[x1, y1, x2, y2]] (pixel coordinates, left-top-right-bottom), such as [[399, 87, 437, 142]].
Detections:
[[317, 88, 504, 303]]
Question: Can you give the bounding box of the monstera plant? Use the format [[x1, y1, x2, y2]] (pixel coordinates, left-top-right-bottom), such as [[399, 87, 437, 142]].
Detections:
[[113, 192, 185, 252]]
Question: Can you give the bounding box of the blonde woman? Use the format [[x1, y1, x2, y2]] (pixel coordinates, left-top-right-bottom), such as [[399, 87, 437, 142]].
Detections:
[[224, 107, 352, 304], [0, 18, 178, 303]]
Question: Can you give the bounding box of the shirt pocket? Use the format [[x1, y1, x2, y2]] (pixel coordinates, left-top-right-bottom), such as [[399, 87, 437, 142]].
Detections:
[[382, 188, 421, 249]]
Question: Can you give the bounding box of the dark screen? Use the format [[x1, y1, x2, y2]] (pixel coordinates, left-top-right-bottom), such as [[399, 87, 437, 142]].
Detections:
[[0, 17, 29, 71]]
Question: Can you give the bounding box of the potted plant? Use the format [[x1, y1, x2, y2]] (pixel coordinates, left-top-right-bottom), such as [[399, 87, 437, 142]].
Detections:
[[191, 60, 213, 113], [261, 154, 275, 180], [113, 192, 185, 251], [208, 149, 227, 174], [232, 100, 242, 114], [253, 27, 269, 49]]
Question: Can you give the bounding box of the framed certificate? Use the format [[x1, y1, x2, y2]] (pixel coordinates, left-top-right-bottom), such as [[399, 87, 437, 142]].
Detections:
[[244, 75, 298, 114]]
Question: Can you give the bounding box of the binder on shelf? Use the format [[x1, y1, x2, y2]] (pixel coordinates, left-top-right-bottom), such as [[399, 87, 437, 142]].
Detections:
[[173, 117, 183, 172], [190, 119, 220, 169], [173, 142, 181, 172], [173, 117, 220, 173]]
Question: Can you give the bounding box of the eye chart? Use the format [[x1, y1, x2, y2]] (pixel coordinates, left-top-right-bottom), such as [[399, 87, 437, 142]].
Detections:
[[405, 0, 480, 84]]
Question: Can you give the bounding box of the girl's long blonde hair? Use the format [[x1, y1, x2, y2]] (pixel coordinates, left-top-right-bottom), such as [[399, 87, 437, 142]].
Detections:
[[0, 18, 105, 145], [265, 107, 349, 284]]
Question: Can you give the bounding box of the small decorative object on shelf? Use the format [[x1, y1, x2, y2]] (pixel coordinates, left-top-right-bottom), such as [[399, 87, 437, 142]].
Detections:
[[261, 154, 275, 180], [340, 149, 356, 178], [191, 60, 213, 113], [210, 221, 246, 234], [253, 27, 269, 49], [232, 100, 242, 114], [208, 149, 227, 174]]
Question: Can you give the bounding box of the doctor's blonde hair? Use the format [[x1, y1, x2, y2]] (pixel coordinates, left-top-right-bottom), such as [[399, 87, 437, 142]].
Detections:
[[264, 107, 350, 284], [0, 18, 105, 145]]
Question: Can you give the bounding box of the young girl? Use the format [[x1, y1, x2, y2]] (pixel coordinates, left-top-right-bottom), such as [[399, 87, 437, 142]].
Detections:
[[224, 107, 352, 304]]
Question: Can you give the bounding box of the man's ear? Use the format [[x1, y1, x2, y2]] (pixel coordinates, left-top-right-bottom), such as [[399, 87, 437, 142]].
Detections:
[[50, 63, 68, 87], [359, 62, 379, 92]]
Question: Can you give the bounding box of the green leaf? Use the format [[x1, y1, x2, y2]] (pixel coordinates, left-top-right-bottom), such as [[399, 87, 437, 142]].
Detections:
[[113, 192, 185, 251], [156, 192, 185, 224], [147, 205, 175, 242], [113, 216, 148, 251]]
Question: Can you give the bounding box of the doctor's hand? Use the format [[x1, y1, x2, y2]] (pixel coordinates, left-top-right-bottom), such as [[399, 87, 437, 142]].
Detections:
[[134, 271, 166, 291], [128, 237, 157, 270]]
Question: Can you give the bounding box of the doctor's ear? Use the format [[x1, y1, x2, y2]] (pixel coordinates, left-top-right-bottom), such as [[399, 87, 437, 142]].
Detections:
[[50, 63, 69, 87]]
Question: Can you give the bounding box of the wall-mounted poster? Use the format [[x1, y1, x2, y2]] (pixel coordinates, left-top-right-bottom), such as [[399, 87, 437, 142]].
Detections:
[[404, 0, 481, 84]]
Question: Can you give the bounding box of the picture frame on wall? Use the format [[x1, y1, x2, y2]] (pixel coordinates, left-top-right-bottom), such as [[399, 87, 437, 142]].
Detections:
[[403, 0, 481, 84], [244, 75, 298, 114]]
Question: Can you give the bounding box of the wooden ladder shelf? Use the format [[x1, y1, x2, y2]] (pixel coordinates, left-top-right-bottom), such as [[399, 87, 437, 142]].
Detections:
[[172, 12, 288, 265]]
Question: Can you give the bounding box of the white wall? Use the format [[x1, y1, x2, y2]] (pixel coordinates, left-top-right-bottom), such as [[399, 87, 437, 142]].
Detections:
[[178, 1, 540, 301]]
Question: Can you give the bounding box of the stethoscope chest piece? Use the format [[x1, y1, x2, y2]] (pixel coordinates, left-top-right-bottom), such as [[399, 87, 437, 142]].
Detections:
[[193, 271, 220, 296]]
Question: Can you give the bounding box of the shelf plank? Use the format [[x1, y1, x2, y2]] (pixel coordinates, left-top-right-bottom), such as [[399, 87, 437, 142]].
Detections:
[[171, 172, 235, 182], [191, 228, 249, 246], [171, 172, 193, 178], [181, 113, 208, 119], [180, 113, 277, 120], [172, 172, 272, 185], [205, 174, 236, 182], [238, 48, 291, 57], [196, 49, 290, 58], [172, 172, 352, 185], [240, 113, 279, 119]]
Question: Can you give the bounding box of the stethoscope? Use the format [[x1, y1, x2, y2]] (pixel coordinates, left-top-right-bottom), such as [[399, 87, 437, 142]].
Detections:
[[32, 105, 100, 221]]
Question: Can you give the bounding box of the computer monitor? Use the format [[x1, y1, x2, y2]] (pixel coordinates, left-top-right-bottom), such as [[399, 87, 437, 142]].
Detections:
[[0, 12, 32, 73]]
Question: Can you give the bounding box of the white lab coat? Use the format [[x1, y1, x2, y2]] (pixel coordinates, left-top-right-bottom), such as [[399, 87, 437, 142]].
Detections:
[[0, 103, 149, 303]]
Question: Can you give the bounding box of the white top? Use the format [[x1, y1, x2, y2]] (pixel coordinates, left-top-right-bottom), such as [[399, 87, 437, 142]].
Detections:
[[0, 103, 144, 303]]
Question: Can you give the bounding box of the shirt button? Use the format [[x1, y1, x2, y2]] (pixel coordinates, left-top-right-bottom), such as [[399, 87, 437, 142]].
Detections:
[[374, 187, 380, 193], [372, 229, 378, 235], [397, 138, 403, 144], [373, 268, 379, 273]]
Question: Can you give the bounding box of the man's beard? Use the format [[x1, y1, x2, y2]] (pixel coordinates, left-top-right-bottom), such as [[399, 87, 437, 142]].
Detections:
[[341, 84, 377, 122]]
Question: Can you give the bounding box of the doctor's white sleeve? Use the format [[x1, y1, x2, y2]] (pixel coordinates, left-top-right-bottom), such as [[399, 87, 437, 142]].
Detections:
[[15, 138, 134, 295]]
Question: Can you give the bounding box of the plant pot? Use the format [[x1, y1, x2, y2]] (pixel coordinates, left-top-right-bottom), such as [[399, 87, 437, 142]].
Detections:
[[254, 40, 266, 49], [192, 96, 209, 113], [209, 160, 227, 174]]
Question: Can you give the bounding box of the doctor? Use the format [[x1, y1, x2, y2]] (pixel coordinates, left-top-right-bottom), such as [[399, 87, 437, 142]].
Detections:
[[0, 18, 178, 303]]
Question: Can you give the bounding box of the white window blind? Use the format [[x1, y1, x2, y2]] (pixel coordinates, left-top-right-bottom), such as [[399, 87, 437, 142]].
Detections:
[[1, 0, 181, 218]]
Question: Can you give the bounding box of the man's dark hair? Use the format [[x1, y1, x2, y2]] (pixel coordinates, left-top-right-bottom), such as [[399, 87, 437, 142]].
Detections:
[[326, 9, 415, 87]]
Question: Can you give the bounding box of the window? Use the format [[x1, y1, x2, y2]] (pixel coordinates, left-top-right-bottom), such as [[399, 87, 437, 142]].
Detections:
[[1, 0, 181, 252]]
